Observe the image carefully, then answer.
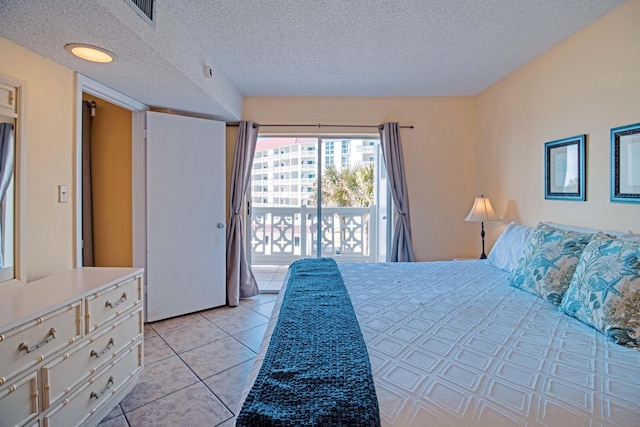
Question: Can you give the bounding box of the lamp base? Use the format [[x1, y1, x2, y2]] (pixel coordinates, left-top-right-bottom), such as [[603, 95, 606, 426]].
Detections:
[[479, 221, 487, 260]]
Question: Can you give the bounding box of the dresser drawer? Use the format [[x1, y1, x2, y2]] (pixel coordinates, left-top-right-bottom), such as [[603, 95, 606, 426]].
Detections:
[[85, 276, 142, 334], [0, 302, 82, 386], [0, 370, 38, 427], [42, 310, 143, 408], [43, 340, 142, 427]]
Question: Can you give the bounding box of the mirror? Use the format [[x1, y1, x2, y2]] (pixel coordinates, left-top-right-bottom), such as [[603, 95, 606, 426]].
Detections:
[[0, 122, 14, 282]]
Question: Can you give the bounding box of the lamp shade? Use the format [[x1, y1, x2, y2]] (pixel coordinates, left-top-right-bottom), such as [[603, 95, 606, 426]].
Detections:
[[465, 195, 500, 222]]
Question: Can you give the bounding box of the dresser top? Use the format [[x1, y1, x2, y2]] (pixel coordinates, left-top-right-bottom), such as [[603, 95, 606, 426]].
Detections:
[[0, 267, 144, 331]]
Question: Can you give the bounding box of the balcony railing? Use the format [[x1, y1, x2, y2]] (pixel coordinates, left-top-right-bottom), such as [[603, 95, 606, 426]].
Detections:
[[250, 205, 377, 265]]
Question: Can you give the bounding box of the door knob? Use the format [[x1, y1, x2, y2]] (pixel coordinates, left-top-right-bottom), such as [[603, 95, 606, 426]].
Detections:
[[217, 223, 225, 229]]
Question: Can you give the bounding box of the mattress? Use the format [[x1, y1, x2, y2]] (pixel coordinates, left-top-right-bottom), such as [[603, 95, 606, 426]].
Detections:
[[239, 260, 640, 426]]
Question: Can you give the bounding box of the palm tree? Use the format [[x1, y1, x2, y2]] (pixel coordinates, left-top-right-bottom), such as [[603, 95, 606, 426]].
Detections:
[[308, 163, 375, 255], [309, 163, 374, 207]]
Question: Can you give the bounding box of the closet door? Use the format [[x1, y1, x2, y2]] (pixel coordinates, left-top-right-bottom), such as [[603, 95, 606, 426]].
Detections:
[[146, 112, 226, 322]]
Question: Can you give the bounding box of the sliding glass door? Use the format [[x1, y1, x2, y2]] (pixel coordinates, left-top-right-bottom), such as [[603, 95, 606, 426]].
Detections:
[[315, 138, 378, 261], [247, 136, 389, 288]]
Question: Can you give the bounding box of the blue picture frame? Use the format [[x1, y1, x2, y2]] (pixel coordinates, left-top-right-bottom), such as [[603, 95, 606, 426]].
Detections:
[[544, 135, 586, 201], [611, 122, 640, 203]]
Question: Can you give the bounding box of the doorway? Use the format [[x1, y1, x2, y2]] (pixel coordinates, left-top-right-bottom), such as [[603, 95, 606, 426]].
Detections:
[[74, 74, 147, 271], [81, 94, 132, 267]]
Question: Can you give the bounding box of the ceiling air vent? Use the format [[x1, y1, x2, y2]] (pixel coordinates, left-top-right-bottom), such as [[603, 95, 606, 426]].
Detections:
[[124, 0, 155, 26]]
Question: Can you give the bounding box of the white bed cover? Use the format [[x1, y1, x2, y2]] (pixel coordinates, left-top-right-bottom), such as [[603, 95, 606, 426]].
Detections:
[[240, 261, 640, 426]]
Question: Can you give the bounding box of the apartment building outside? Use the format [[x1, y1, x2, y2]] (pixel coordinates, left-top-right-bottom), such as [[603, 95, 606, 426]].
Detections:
[[250, 137, 377, 208]]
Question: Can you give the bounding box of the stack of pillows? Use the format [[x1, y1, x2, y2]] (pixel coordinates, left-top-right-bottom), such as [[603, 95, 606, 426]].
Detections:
[[488, 221, 640, 349]]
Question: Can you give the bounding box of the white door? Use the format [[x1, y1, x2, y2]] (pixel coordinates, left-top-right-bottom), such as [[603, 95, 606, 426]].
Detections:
[[146, 111, 226, 322]]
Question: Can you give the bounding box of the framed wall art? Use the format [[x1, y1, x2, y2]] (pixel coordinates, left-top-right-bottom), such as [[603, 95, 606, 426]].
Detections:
[[545, 134, 586, 201], [611, 122, 640, 203]]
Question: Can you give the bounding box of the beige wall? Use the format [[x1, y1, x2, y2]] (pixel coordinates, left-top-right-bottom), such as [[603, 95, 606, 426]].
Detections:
[[476, 0, 640, 246], [242, 97, 478, 260], [0, 37, 75, 282], [241, 0, 639, 259], [2, 0, 638, 279], [82, 95, 132, 267]]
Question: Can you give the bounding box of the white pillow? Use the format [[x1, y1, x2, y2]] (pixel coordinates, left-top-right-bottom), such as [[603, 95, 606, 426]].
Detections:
[[487, 222, 533, 272], [542, 221, 626, 238]]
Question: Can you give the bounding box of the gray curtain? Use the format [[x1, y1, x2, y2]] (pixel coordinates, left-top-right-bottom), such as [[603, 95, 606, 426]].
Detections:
[[0, 123, 14, 268], [226, 121, 260, 306], [379, 122, 416, 262], [82, 101, 95, 266]]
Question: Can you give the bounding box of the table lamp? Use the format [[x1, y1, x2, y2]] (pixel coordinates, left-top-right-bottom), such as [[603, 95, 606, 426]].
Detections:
[[465, 195, 500, 259]]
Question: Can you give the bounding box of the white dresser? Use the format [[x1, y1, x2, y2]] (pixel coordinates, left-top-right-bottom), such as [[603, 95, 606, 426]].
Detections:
[[0, 267, 144, 427]]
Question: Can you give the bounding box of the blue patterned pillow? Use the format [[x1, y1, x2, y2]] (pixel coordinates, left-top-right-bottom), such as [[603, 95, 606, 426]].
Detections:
[[560, 235, 640, 348], [508, 223, 592, 306]]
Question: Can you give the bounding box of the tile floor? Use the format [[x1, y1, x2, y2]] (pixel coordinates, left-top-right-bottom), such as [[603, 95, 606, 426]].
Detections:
[[97, 293, 278, 427], [252, 265, 288, 292]]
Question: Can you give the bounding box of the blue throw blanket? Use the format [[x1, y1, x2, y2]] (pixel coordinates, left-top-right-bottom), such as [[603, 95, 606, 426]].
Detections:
[[236, 258, 381, 427]]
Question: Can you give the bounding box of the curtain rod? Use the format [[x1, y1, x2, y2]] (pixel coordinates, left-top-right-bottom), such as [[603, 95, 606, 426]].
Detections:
[[226, 122, 414, 129]]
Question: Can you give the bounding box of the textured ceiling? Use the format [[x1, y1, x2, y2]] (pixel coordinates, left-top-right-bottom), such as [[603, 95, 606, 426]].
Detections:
[[0, 0, 625, 121]]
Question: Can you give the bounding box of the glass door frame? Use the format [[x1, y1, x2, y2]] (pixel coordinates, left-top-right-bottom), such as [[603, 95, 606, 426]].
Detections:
[[245, 134, 388, 267]]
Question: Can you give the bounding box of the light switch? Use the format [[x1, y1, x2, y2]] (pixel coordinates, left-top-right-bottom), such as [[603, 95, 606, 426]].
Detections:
[[58, 185, 68, 203]]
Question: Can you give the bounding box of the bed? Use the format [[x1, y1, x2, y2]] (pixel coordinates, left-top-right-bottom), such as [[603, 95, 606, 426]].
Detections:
[[237, 223, 640, 426]]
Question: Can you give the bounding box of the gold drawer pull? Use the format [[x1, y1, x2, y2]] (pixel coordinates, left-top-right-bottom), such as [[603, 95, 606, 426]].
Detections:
[[90, 376, 114, 400], [105, 293, 127, 309], [90, 338, 115, 358], [19, 328, 56, 353]]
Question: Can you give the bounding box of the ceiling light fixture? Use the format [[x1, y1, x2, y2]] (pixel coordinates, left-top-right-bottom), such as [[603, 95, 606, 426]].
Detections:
[[65, 43, 116, 63]]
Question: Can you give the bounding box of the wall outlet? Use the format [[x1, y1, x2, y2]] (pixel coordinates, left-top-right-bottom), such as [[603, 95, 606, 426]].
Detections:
[[58, 185, 68, 203]]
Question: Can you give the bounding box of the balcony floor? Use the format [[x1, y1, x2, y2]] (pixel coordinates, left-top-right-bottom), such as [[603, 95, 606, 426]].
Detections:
[[252, 265, 288, 292]]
